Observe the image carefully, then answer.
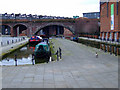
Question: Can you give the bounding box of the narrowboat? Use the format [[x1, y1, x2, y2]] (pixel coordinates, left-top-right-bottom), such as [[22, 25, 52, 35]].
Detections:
[[73, 37, 78, 42], [29, 36, 42, 44], [34, 42, 50, 58]]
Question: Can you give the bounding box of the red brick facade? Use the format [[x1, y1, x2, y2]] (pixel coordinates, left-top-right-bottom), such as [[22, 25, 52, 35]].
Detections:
[[64, 28, 73, 39], [100, 2, 120, 42], [119, 2, 120, 30]]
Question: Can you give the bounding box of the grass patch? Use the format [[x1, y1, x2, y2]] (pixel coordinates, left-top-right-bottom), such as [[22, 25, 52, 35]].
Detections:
[[49, 39, 57, 61]]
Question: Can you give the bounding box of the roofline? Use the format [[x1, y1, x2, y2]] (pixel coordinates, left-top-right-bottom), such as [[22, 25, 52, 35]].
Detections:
[[100, 0, 119, 5], [83, 12, 100, 14], [100, 2, 106, 5]]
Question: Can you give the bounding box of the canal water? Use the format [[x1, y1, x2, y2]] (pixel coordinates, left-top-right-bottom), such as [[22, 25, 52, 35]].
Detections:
[[0, 44, 49, 66], [1, 39, 119, 66], [77, 39, 120, 56]]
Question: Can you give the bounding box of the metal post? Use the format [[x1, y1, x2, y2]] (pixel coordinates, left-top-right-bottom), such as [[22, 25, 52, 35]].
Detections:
[[49, 48, 52, 62], [56, 50, 59, 61], [15, 54, 17, 66], [32, 54, 34, 65], [7, 41, 9, 45], [59, 47, 62, 59], [1, 42, 3, 46], [12, 40, 14, 43], [32, 59, 34, 65]]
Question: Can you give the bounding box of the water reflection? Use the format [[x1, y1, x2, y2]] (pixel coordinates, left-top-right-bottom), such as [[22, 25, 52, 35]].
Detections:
[[1, 58, 33, 66], [100, 44, 120, 55], [0, 44, 48, 66], [78, 39, 120, 56]]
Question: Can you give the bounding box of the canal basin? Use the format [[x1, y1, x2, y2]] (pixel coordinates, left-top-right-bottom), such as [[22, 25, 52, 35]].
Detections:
[[0, 44, 49, 66]]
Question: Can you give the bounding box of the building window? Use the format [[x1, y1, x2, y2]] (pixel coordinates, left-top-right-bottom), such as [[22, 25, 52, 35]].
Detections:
[[117, 2, 118, 15]]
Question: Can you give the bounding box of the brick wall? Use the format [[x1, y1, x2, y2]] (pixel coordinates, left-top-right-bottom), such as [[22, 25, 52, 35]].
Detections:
[[100, 2, 119, 32], [100, 3, 110, 32], [100, 2, 120, 41], [118, 2, 120, 30], [64, 28, 73, 37]]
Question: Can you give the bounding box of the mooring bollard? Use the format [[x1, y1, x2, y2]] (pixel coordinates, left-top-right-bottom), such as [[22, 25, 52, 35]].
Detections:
[[59, 47, 62, 59], [32, 54, 34, 65], [7, 41, 9, 45], [1, 42, 3, 46], [14, 54, 17, 66], [12, 40, 14, 43], [32, 59, 34, 65], [56, 50, 59, 61]]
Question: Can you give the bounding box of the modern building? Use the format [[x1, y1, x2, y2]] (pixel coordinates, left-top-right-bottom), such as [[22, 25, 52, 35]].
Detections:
[[100, 1, 120, 42], [83, 12, 100, 19]]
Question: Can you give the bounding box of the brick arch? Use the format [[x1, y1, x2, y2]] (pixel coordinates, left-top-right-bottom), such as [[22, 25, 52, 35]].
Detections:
[[34, 22, 75, 35], [0, 24, 12, 35], [13, 23, 28, 28], [13, 23, 28, 37], [0, 24, 12, 28]]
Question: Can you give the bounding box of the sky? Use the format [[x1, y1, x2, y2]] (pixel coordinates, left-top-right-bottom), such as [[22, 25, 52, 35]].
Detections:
[[0, 0, 100, 17]]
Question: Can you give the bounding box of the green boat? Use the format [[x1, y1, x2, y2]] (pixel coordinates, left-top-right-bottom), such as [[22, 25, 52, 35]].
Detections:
[[34, 42, 50, 58]]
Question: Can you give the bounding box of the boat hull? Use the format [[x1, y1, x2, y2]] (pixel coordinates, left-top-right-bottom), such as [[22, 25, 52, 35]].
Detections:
[[34, 51, 50, 58]]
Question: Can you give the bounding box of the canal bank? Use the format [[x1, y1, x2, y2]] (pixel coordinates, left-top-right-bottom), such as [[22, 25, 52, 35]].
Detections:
[[78, 37, 120, 56], [78, 37, 120, 46], [0, 38, 29, 59], [0, 38, 58, 66], [2, 38, 118, 88]]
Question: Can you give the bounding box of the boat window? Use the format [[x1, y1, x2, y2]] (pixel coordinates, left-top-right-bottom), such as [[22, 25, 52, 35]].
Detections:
[[38, 45, 44, 50], [44, 46, 48, 51]]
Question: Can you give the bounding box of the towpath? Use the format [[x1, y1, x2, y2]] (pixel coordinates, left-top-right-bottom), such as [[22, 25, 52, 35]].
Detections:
[[2, 38, 118, 88]]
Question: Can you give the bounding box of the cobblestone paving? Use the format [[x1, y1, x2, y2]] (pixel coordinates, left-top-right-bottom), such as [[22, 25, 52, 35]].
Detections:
[[2, 38, 118, 88]]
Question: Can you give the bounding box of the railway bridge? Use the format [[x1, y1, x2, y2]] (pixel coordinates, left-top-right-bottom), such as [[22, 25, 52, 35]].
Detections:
[[1, 18, 100, 38]]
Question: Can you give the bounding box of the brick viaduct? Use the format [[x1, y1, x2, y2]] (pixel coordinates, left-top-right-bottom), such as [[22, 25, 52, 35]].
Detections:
[[1, 18, 100, 37]]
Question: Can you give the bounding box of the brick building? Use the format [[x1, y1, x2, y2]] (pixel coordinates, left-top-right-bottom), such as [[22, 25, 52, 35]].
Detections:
[[100, 1, 120, 42]]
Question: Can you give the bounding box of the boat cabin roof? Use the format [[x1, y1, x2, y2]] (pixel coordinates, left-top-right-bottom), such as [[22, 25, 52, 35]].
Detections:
[[36, 42, 48, 46]]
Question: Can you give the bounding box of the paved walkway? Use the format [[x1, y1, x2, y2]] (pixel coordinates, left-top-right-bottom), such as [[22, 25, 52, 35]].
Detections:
[[0, 37, 27, 47], [0, 37, 29, 57], [78, 37, 120, 45], [2, 38, 118, 88]]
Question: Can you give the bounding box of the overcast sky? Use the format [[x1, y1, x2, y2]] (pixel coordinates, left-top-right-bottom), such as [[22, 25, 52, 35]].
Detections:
[[0, 0, 100, 17]]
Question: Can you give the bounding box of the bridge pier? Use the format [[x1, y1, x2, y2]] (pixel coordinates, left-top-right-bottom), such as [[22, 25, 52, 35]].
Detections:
[[10, 27, 14, 37]]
